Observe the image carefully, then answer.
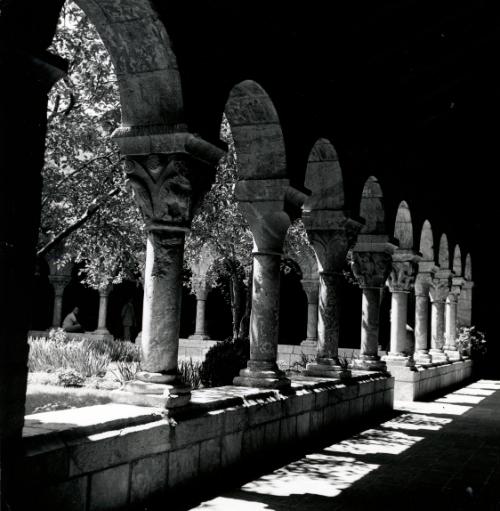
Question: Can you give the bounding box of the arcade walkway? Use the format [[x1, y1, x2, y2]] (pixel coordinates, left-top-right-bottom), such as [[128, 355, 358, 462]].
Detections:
[[187, 380, 500, 511]]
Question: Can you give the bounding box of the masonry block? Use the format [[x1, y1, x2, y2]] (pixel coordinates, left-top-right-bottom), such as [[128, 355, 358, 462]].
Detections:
[[171, 412, 223, 449], [242, 424, 266, 456], [199, 438, 222, 475], [223, 406, 248, 434], [168, 444, 200, 488], [247, 397, 283, 426], [296, 412, 311, 439], [285, 390, 314, 415], [130, 453, 168, 505], [264, 421, 281, 448], [323, 405, 337, 425], [37, 476, 88, 511], [358, 380, 376, 397], [90, 464, 130, 511], [221, 431, 243, 467], [310, 409, 324, 434], [280, 416, 297, 444]]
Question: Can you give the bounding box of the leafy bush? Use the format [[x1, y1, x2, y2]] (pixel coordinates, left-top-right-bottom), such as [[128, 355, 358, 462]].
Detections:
[[48, 327, 69, 343], [57, 369, 85, 387], [456, 326, 487, 359], [111, 360, 140, 383], [200, 337, 250, 387], [84, 339, 140, 363]]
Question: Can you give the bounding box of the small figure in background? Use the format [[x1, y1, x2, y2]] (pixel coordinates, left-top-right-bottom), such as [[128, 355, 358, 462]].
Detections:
[[62, 306, 84, 333], [121, 297, 136, 341]]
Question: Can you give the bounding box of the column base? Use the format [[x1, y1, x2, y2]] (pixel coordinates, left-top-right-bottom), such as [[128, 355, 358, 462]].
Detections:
[[111, 379, 191, 408], [383, 353, 415, 368], [304, 357, 345, 378], [350, 355, 387, 372], [188, 333, 212, 341], [414, 351, 433, 365], [444, 349, 462, 361], [233, 367, 291, 389], [429, 349, 449, 363], [91, 330, 114, 341], [300, 338, 318, 348]]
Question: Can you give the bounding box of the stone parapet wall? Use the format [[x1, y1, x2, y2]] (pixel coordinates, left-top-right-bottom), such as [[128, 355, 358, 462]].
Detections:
[[21, 373, 394, 510], [390, 359, 473, 401]]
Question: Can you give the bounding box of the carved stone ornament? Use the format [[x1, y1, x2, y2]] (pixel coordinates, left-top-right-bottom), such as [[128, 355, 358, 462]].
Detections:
[[125, 154, 195, 230], [386, 260, 417, 293], [414, 272, 433, 297], [350, 251, 392, 288], [429, 276, 451, 303]]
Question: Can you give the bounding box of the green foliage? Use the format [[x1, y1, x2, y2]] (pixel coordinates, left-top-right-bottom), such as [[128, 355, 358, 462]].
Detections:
[[111, 360, 140, 384], [179, 358, 203, 389], [48, 327, 69, 343], [42, 1, 144, 288], [457, 326, 487, 359], [56, 369, 85, 387], [199, 337, 250, 387], [84, 339, 140, 363]]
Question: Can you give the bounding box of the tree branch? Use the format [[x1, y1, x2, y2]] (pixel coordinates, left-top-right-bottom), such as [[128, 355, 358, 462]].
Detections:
[[37, 186, 121, 258]]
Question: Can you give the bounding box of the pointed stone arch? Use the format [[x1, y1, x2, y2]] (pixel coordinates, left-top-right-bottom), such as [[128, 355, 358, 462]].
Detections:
[[360, 176, 386, 234], [74, 0, 185, 129], [438, 233, 450, 269], [465, 253, 472, 280], [419, 220, 434, 261], [394, 201, 413, 249], [303, 138, 345, 211], [223, 80, 287, 180], [453, 245, 462, 276]]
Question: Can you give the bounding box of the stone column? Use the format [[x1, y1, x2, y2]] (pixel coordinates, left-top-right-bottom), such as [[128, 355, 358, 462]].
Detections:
[[458, 280, 474, 327], [350, 240, 394, 371], [302, 215, 362, 377], [94, 285, 112, 335], [49, 275, 70, 328], [233, 179, 305, 389], [413, 263, 436, 364], [189, 278, 211, 340], [444, 278, 463, 360], [112, 132, 224, 407], [300, 278, 319, 346], [429, 270, 451, 363], [384, 251, 418, 367]]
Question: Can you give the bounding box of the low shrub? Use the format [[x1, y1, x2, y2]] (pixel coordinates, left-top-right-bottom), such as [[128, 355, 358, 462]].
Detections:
[[56, 369, 85, 387], [111, 360, 140, 383], [200, 337, 249, 387]]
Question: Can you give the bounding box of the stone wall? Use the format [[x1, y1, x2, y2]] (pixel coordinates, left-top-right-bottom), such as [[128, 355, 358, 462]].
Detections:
[[391, 359, 473, 401], [22, 373, 393, 510]]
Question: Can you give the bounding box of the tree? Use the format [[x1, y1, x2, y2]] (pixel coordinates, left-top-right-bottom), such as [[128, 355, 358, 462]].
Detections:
[[40, 1, 145, 289]]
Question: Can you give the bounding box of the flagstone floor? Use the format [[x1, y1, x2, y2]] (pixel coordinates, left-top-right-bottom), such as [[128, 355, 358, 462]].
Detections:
[[185, 379, 500, 511]]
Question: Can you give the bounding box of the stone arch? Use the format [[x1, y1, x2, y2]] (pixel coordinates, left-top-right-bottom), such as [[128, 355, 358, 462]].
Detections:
[[465, 253, 472, 280], [419, 220, 434, 261], [360, 176, 386, 234], [223, 80, 287, 180], [73, 0, 184, 129], [394, 200, 413, 249], [438, 233, 450, 269], [303, 138, 345, 210], [453, 245, 462, 276]]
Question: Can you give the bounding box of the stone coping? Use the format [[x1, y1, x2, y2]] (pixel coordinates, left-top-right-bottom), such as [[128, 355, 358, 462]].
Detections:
[[23, 370, 388, 445]]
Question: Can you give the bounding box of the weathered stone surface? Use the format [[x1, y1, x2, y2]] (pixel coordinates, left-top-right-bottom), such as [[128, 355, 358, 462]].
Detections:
[[37, 476, 88, 511], [221, 432, 243, 467], [90, 464, 130, 511], [130, 453, 168, 504], [199, 438, 222, 475], [168, 444, 200, 488]]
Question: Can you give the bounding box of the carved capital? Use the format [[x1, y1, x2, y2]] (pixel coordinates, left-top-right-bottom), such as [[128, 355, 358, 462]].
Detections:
[[350, 251, 392, 288], [49, 275, 70, 296], [429, 276, 451, 303], [387, 260, 417, 293], [191, 277, 210, 300], [414, 272, 433, 297], [301, 278, 320, 303], [126, 154, 200, 231]]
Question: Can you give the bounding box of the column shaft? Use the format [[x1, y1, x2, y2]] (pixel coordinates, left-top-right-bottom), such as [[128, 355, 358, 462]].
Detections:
[[140, 231, 184, 376], [96, 292, 109, 332], [431, 301, 446, 350], [52, 292, 64, 328], [415, 295, 429, 353], [360, 288, 380, 358], [389, 291, 409, 355], [248, 252, 281, 368], [306, 301, 318, 342], [316, 272, 341, 362]]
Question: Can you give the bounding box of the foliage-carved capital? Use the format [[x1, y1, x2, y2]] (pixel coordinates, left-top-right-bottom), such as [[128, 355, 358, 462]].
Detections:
[[387, 260, 417, 293], [429, 276, 451, 303], [349, 251, 392, 289], [126, 153, 211, 231]]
